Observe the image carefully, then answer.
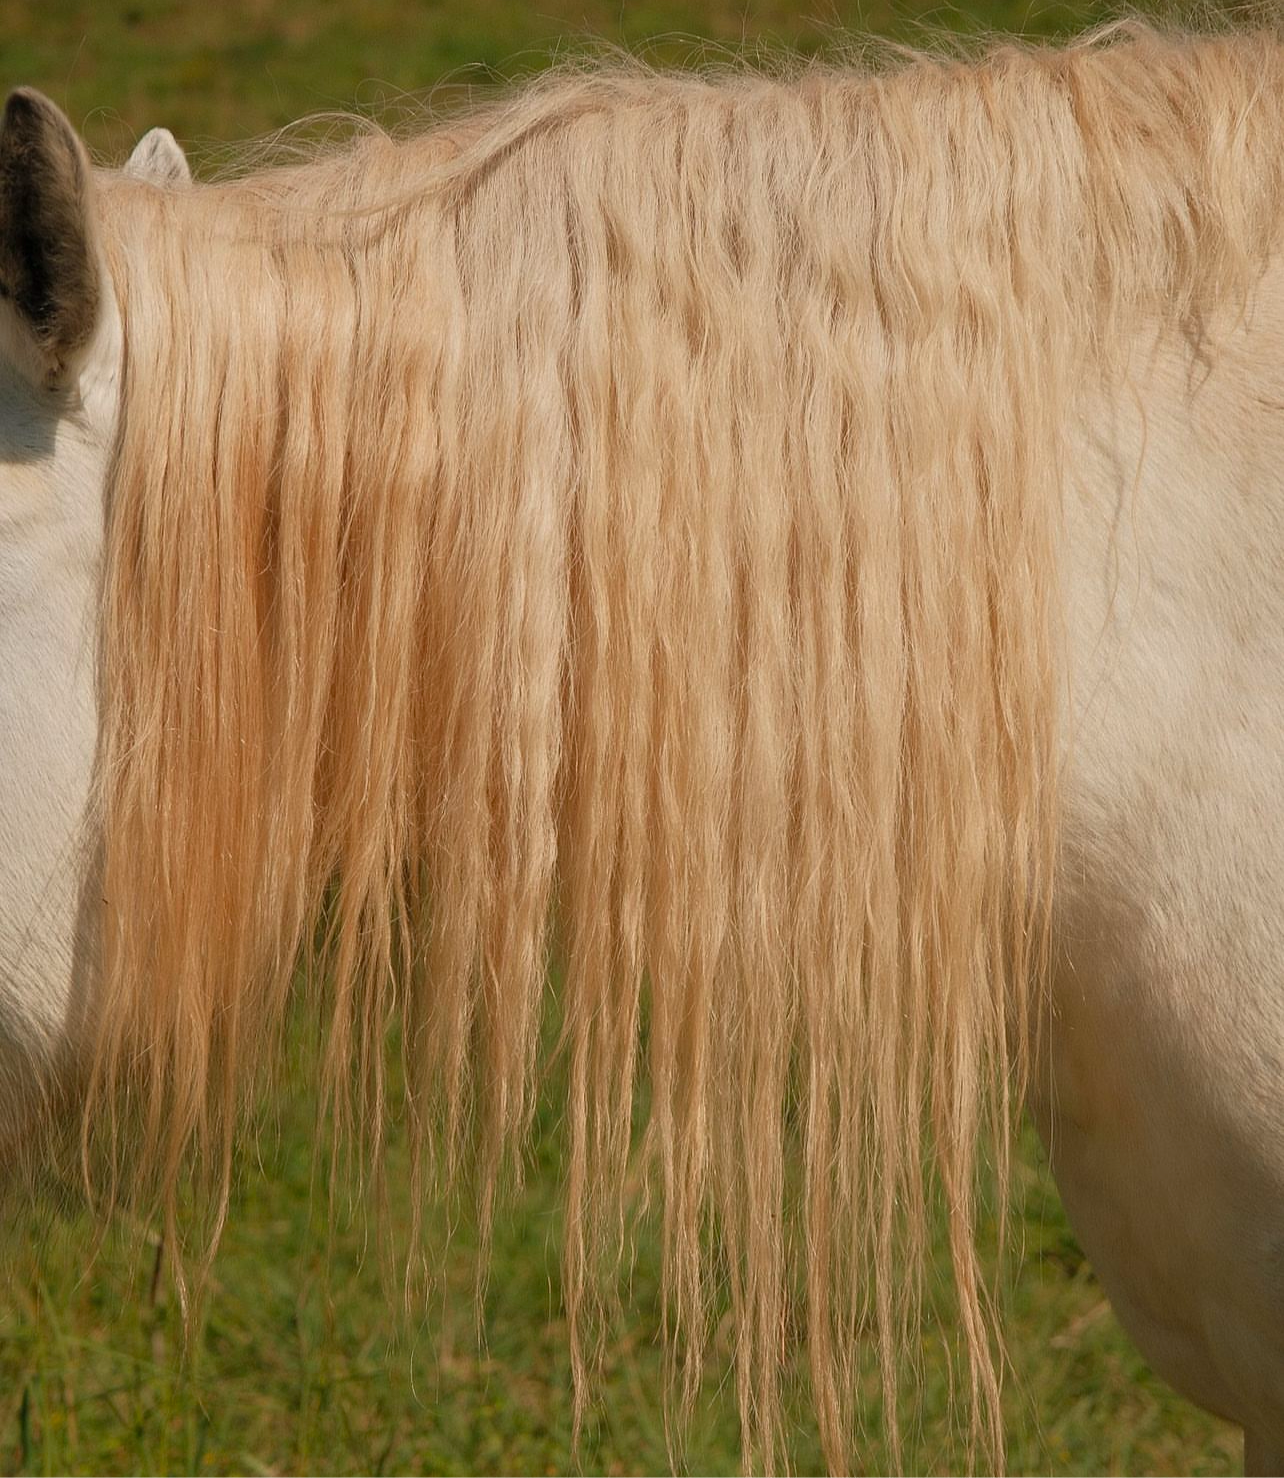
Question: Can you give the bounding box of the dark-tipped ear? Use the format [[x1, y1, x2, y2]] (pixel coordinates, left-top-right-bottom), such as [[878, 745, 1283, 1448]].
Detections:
[[0, 88, 99, 384]]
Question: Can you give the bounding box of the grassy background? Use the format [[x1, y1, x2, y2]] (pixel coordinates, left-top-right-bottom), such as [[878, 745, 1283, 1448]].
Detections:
[[0, 1, 1252, 1473], [0, 0, 1154, 155]]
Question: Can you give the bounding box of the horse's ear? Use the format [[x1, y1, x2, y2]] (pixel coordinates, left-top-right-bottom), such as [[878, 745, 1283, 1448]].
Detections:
[[125, 127, 190, 187], [0, 88, 99, 386]]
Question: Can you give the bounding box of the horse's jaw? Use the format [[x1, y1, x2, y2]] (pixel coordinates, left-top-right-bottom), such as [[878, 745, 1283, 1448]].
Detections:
[[0, 269, 119, 1167]]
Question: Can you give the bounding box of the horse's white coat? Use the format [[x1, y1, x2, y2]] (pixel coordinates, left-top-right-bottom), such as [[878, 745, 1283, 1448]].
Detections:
[[0, 131, 154, 1152], [0, 98, 1281, 1463], [1045, 287, 1284, 1456], [0, 279, 116, 1156]]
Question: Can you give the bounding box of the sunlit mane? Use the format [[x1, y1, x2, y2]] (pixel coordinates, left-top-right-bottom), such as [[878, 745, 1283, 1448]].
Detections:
[[86, 24, 1284, 1468]]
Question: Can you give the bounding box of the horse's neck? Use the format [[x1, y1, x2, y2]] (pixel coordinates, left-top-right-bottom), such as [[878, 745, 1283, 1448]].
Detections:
[[1058, 256, 1284, 1092], [1063, 266, 1284, 781]]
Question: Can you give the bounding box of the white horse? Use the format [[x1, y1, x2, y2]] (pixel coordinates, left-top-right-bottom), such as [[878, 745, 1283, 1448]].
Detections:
[[2, 26, 1284, 1473]]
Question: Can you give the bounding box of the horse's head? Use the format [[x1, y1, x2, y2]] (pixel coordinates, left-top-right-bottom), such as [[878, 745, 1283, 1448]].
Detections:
[[0, 90, 185, 1161]]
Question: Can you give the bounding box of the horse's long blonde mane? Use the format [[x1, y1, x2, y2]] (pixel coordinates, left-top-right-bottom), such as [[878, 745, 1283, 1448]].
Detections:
[[86, 24, 1284, 1469]]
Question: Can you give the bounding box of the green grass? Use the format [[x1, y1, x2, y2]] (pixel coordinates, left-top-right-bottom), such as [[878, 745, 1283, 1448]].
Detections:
[[0, 0, 1179, 159], [0, 1058, 1243, 1476], [0, 0, 1255, 1472]]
